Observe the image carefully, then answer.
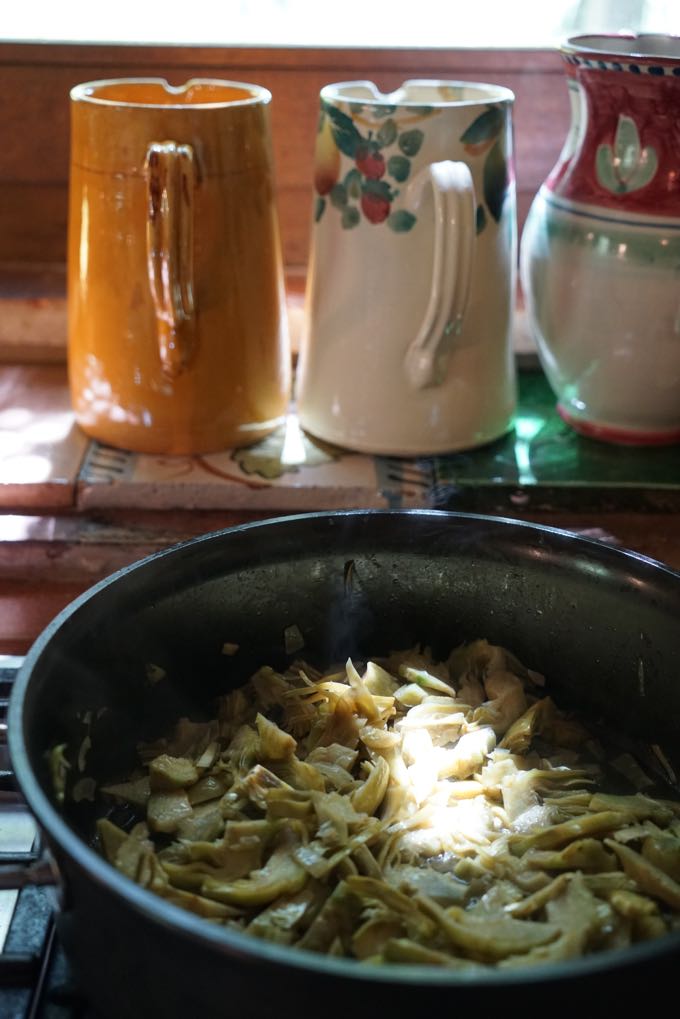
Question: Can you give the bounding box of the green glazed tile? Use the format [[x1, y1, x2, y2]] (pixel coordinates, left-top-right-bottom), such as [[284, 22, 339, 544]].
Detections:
[[428, 370, 680, 512]]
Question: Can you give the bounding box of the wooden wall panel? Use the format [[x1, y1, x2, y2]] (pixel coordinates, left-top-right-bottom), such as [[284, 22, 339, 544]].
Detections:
[[0, 43, 569, 275], [0, 184, 67, 263]]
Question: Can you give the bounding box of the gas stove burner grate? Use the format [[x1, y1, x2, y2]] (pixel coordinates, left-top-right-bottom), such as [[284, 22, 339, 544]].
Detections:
[[0, 657, 92, 1018]]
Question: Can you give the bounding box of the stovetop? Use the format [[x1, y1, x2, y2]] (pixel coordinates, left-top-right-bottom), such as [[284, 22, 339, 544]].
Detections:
[[0, 657, 91, 1019]]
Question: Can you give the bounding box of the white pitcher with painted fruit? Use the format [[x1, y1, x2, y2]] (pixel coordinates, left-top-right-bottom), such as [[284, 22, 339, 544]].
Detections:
[[296, 79, 517, 457]]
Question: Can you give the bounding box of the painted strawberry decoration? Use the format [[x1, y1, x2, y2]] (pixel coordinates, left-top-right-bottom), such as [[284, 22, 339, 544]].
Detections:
[[355, 142, 386, 179], [361, 190, 391, 223], [313, 100, 425, 231]]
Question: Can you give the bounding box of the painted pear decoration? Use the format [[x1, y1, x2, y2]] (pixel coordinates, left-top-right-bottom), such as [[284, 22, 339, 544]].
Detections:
[[596, 114, 658, 194], [459, 105, 509, 233]]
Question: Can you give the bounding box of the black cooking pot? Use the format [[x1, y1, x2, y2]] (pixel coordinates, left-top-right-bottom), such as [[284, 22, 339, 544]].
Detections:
[[8, 510, 680, 1017]]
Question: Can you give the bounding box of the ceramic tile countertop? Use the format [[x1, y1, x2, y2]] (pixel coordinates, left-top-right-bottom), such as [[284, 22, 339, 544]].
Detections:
[[1, 364, 678, 515], [0, 365, 88, 507], [0, 360, 678, 654]]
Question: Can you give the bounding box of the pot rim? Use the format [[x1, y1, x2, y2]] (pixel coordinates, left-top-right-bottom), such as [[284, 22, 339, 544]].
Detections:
[[9, 508, 680, 987]]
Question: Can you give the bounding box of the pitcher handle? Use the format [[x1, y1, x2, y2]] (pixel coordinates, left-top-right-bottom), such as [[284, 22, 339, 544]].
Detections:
[[145, 141, 196, 379], [403, 160, 476, 389]]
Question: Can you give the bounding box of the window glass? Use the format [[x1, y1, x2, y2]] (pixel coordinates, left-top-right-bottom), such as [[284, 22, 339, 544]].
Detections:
[[3, 0, 679, 48]]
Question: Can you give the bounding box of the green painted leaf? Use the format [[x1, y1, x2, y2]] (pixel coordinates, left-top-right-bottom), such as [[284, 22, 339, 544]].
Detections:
[[614, 114, 641, 175], [483, 139, 508, 222], [387, 154, 411, 182], [412, 105, 434, 116], [371, 104, 397, 118], [344, 167, 362, 198], [377, 118, 398, 147], [314, 196, 326, 222], [387, 210, 416, 232], [460, 106, 504, 146], [361, 178, 395, 200], [398, 129, 424, 157], [342, 205, 360, 229], [595, 145, 622, 193], [628, 146, 658, 190], [324, 102, 364, 158], [475, 203, 487, 234], [330, 183, 348, 208], [596, 136, 659, 195]]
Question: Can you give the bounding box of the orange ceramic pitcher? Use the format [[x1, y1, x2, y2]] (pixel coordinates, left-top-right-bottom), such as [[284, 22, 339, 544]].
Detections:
[[68, 78, 291, 455]]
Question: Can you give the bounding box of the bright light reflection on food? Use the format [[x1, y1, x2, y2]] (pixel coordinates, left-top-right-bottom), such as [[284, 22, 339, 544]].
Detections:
[[59, 640, 680, 970]]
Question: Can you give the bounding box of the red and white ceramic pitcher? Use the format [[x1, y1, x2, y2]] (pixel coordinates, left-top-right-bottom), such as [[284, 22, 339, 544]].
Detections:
[[521, 34, 680, 445]]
